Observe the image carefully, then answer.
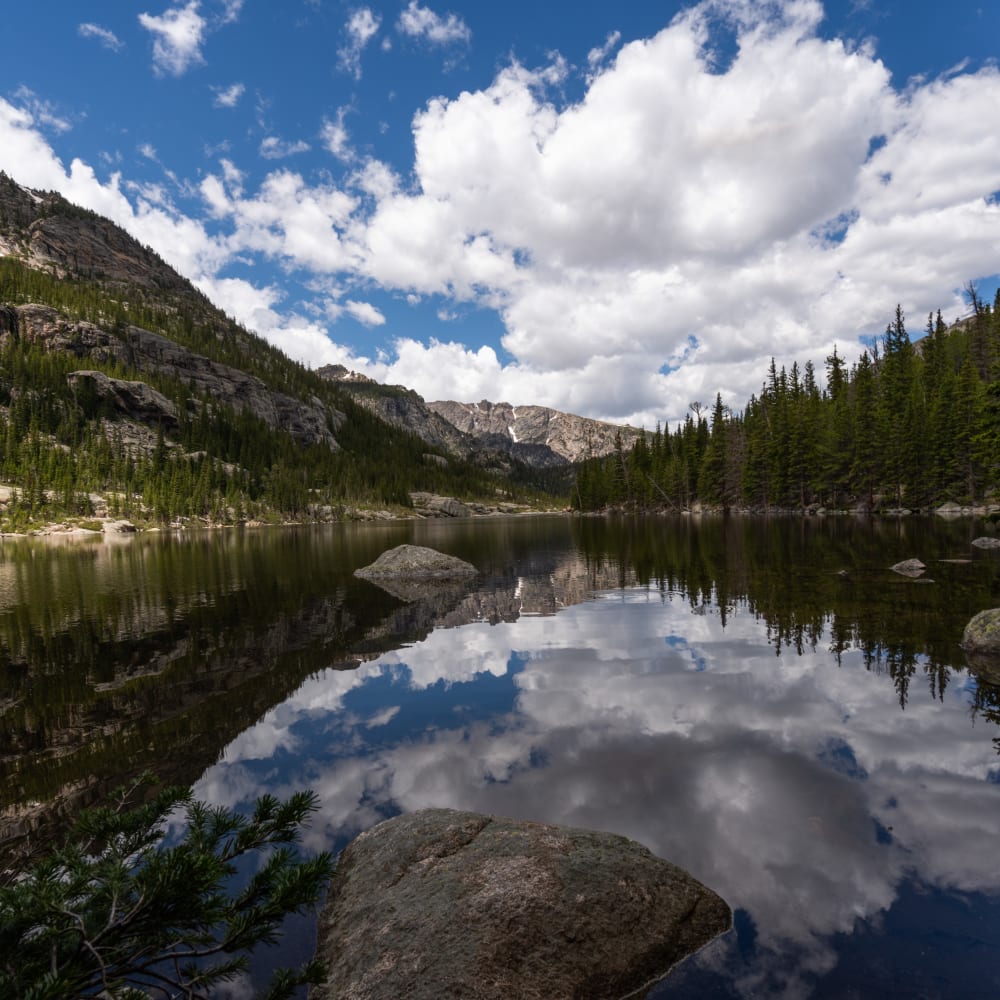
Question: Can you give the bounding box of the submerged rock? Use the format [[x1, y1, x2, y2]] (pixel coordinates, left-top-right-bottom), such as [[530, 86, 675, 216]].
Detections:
[[354, 544, 477, 581], [891, 558, 926, 577], [312, 808, 731, 1000]]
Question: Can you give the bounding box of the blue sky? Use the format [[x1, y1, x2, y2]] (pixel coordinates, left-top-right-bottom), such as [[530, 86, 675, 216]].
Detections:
[[1, 0, 998, 426]]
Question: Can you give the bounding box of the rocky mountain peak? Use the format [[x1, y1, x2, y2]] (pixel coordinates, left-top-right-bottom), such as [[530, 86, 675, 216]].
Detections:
[[428, 398, 642, 464], [316, 363, 376, 385]]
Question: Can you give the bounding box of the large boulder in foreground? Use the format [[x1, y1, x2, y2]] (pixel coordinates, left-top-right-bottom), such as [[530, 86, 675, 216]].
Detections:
[[312, 808, 731, 1000], [962, 608, 1000, 659], [354, 544, 477, 581]]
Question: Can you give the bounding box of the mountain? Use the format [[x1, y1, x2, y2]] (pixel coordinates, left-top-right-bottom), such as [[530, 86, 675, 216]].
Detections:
[[317, 363, 643, 469], [0, 173, 558, 526], [317, 364, 475, 458], [428, 399, 644, 464]]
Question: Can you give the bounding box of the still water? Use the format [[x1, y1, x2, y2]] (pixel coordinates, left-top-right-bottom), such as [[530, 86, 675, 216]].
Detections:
[[2, 515, 1000, 998]]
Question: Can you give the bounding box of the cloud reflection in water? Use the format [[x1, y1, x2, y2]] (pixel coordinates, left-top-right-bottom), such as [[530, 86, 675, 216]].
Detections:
[[194, 588, 1000, 998]]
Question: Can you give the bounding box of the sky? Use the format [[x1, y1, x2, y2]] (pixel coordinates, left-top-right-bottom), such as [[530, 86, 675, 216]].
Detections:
[[1, 0, 999, 427]]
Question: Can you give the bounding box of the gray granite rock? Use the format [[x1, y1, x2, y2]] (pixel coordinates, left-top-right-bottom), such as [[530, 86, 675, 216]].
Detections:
[[354, 544, 477, 581], [971, 537, 1000, 549], [312, 808, 731, 1000], [962, 608, 1000, 658]]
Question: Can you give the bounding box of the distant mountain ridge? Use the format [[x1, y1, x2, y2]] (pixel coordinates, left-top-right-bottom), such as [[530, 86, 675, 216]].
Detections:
[[318, 365, 642, 468], [428, 399, 643, 465]]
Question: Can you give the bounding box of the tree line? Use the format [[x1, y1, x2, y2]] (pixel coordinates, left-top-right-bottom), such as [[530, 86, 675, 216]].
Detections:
[[576, 287, 1000, 512]]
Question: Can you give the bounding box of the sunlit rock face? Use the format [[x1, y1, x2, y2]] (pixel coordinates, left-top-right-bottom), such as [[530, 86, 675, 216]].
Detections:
[[313, 807, 731, 1000], [429, 398, 643, 464]]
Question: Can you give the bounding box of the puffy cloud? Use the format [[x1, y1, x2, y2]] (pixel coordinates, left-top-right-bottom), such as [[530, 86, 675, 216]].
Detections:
[[350, 1, 1000, 422], [8, 1, 1000, 425], [338, 7, 381, 79], [211, 82, 245, 108], [78, 23, 124, 52], [139, 2, 208, 77], [199, 166, 360, 272], [344, 300, 386, 327], [397, 2, 471, 46], [218, 0, 244, 25], [195, 275, 352, 366], [259, 135, 311, 159]]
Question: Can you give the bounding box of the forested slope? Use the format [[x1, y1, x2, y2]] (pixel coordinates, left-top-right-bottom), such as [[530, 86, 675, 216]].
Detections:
[[0, 174, 546, 528], [576, 297, 1000, 513]]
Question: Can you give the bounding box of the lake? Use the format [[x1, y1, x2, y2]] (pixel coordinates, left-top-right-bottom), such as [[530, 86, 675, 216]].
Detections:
[[2, 514, 1000, 998]]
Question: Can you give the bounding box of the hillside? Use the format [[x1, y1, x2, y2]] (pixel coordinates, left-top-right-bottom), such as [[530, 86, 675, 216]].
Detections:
[[0, 173, 560, 528]]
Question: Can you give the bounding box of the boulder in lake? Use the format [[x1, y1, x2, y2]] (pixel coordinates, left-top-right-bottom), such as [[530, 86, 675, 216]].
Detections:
[[312, 808, 731, 1000], [971, 537, 1000, 550], [102, 519, 137, 535], [962, 608, 1000, 658], [354, 544, 477, 581], [891, 558, 926, 577]]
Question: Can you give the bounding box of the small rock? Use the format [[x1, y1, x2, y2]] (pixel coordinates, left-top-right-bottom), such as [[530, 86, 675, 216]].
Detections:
[[354, 544, 477, 580], [891, 558, 925, 577], [971, 537, 1000, 550], [936, 501, 962, 514], [313, 808, 731, 1000]]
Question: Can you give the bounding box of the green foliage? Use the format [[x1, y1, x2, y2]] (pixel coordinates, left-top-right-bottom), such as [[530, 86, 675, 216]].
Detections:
[[0, 776, 333, 1000], [575, 292, 1000, 513]]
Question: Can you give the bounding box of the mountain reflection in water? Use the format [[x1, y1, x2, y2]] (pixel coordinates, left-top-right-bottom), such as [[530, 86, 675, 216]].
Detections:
[[3, 515, 1000, 998]]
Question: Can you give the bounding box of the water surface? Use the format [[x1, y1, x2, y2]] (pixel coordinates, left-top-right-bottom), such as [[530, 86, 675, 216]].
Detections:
[[2, 515, 999, 998]]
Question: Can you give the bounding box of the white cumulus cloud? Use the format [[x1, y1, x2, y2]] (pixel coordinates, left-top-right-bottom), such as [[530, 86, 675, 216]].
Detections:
[[259, 136, 311, 160], [345, 300, 386, 327], [6, 1, 1000, 428], [139, 2, 208, 77], [211, 82, 245, 108], [321, 108, 354, 162], [397, 2, 471, 46]]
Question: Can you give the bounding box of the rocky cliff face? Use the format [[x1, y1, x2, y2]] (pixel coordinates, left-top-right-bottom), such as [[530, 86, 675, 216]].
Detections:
[[0, 174, 188, 292], [429, 399, 643, 464], [318, 365, 473, 457], [0, 176, 343, 451], [4, 302, 342, 449]]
